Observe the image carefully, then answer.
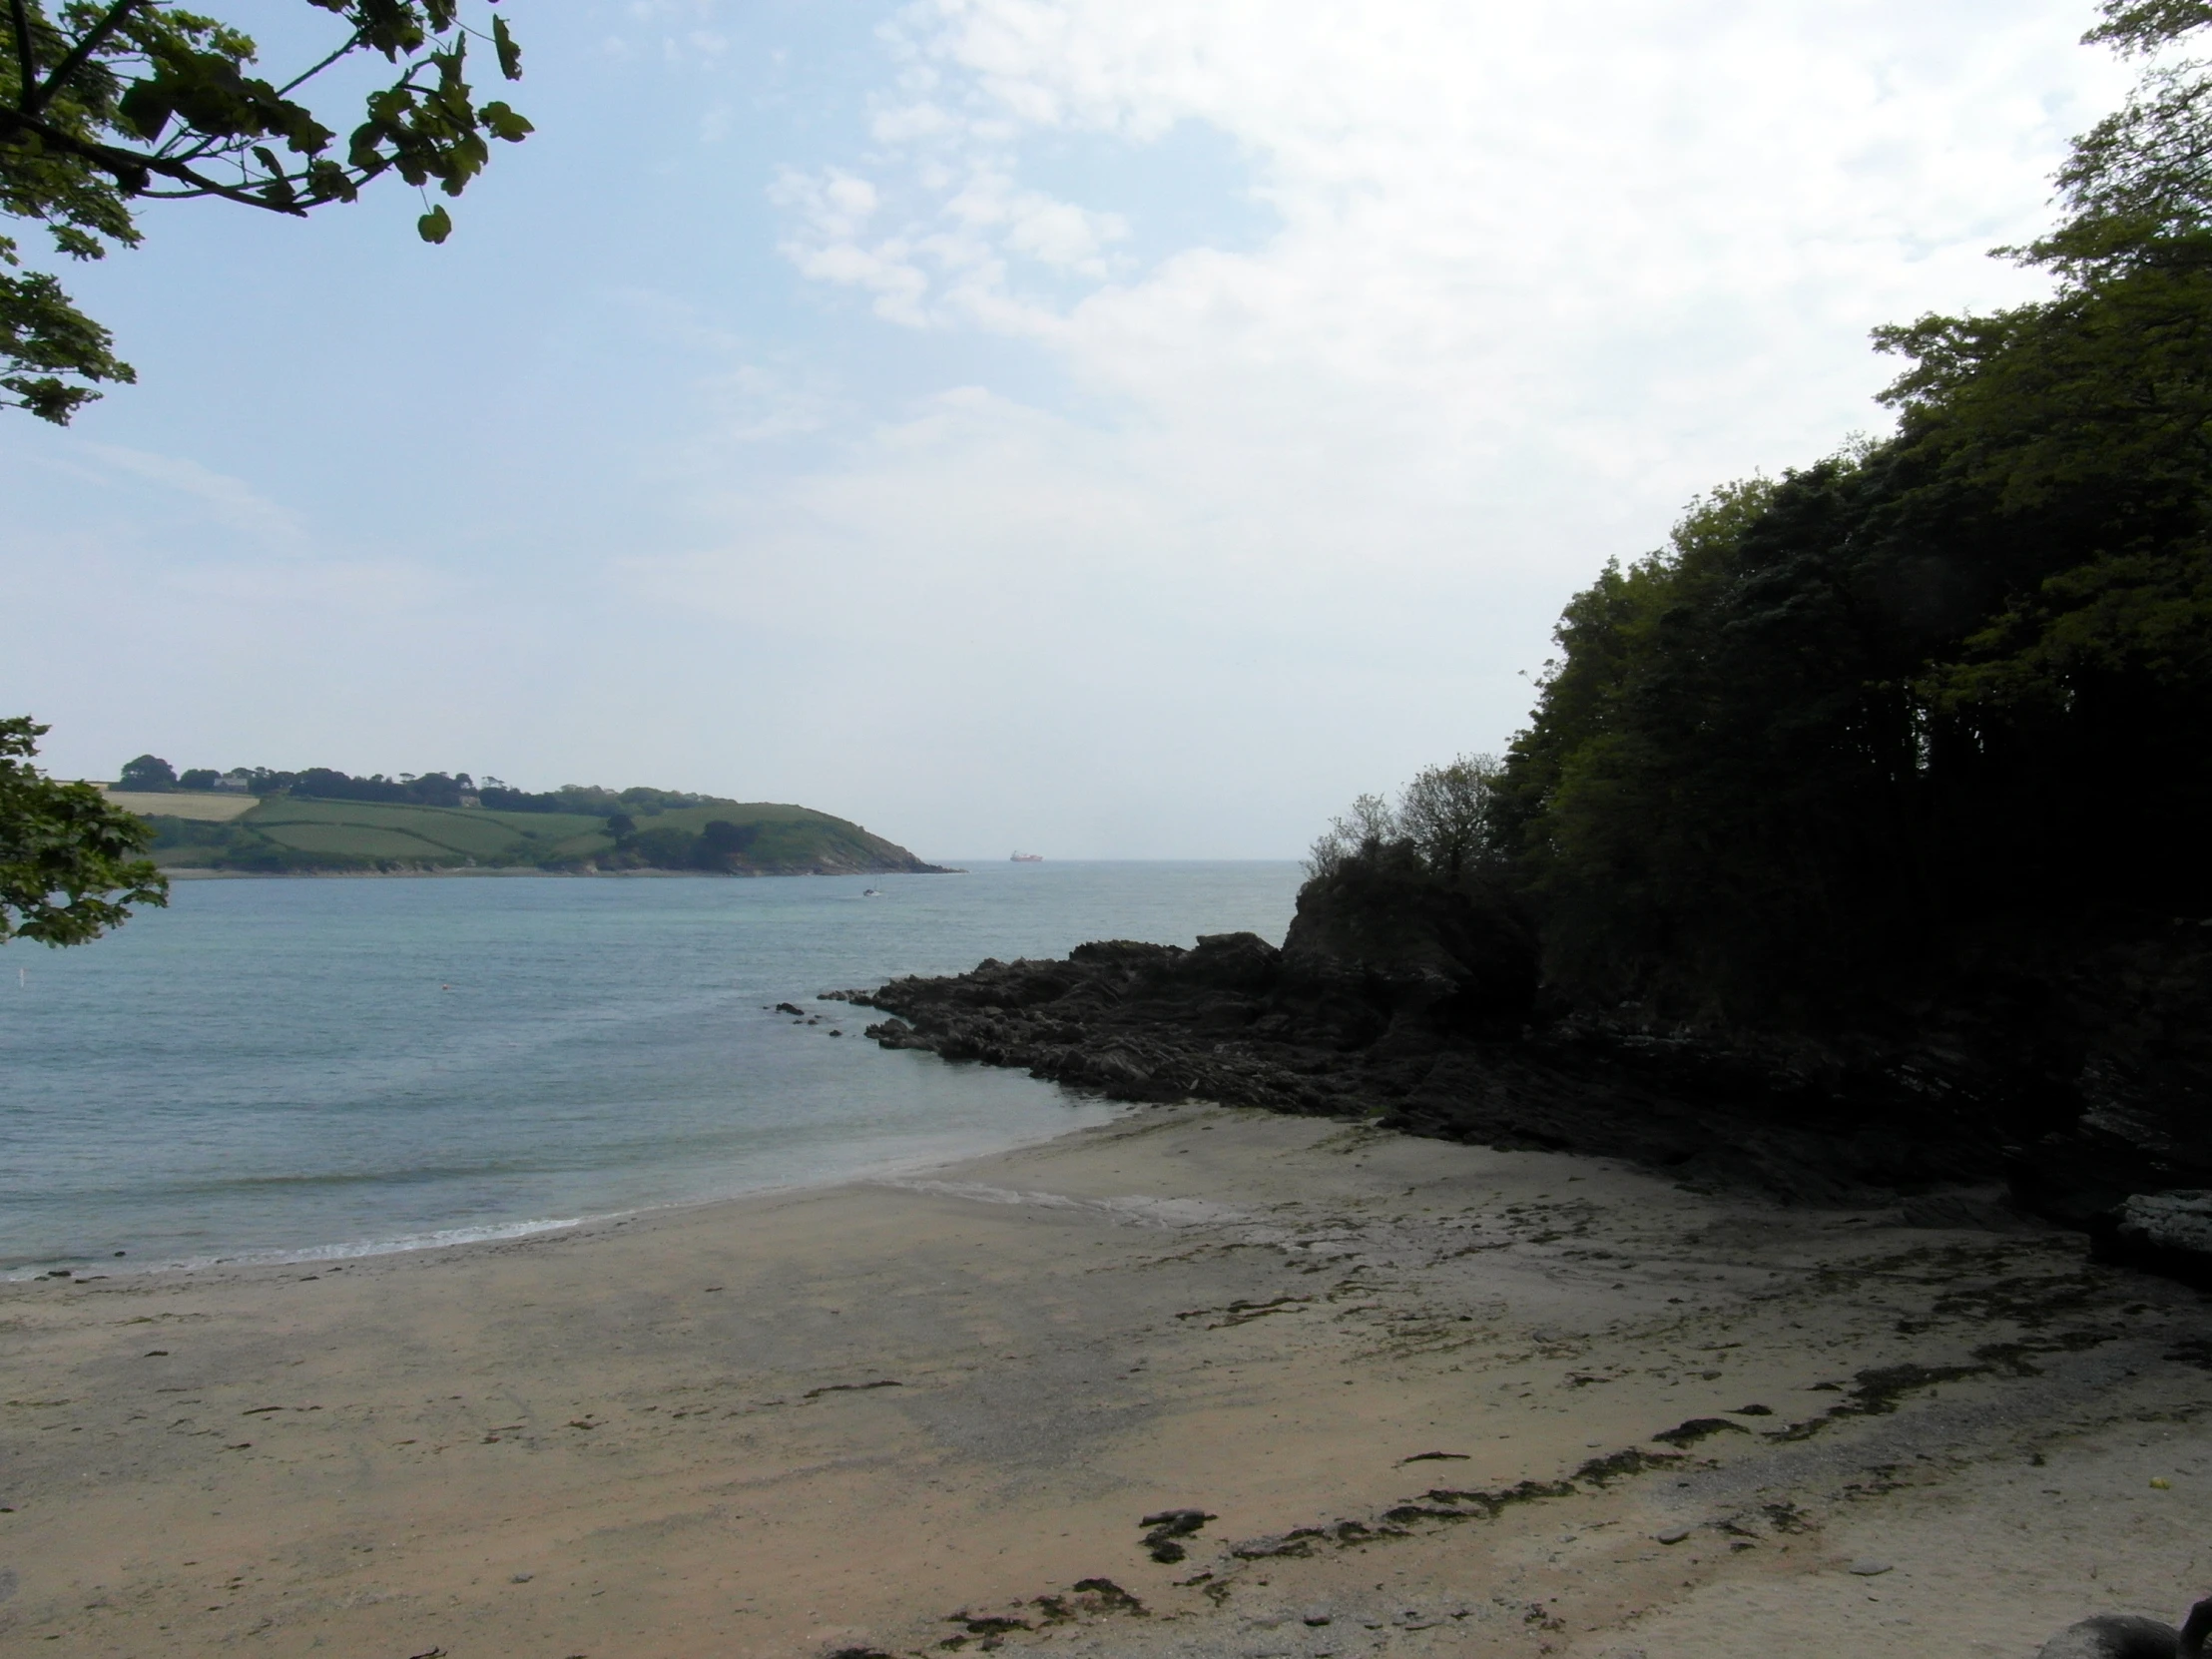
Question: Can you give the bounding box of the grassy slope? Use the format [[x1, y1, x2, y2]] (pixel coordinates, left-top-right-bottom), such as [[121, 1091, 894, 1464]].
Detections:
[[636, 803, 929, 873], [139, 794, 934, 874], [249, 801, 610, 861], [101, 789, 257, 822]]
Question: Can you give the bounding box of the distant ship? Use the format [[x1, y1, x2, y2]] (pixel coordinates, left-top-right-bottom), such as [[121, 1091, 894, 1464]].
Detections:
[[1010, 851, 1043, 862]]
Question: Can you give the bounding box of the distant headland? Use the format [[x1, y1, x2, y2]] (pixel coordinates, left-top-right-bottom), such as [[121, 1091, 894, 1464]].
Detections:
[[101, 755, 948, 877]]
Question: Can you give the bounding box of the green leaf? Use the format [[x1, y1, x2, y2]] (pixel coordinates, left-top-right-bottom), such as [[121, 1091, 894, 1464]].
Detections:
[[0, 0, 531, 425], [303, 159, 358, 204], [493, 14, 523, 81], [481, 101, 532, 143], [0, 718, 168, 942], [253, 144, 297, 209], [50, 228, 105, 263], [117, 80, 175, 144]]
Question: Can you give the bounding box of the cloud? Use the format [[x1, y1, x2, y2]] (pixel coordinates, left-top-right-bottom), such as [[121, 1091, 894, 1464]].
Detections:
[[601, 0, 732, 66], [710, 0, 2135, 851], [771, 167, 938, 323], [83, 444, 306, 551], [6, 1, 2143, 857], [945, 169, 1128, 273]]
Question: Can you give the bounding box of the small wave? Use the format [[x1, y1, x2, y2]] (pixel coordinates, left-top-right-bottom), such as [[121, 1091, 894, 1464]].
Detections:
[[878, 1179, 1244, 1228], [137, 1165, 564, 1196], [2, 1215, 587, 1281]]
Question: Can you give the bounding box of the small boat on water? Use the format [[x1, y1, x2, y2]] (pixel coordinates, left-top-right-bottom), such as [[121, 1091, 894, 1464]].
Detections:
[[860, 887, 882, 897], [1010, 851, 1043, 862]]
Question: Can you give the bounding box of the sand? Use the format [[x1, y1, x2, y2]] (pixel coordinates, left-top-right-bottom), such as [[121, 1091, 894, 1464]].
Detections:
[[3, 1102, 2209, 1658]]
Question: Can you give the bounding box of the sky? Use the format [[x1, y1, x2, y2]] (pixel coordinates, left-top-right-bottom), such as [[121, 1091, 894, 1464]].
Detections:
[[0, 0, 2137, 858]]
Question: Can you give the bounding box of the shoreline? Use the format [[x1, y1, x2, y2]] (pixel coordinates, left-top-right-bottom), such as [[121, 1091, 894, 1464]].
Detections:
[[5, 1105, 1126, 1283], [5, 1103, 2208, 1657]]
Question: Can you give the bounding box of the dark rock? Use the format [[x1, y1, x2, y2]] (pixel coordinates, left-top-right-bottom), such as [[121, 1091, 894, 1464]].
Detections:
[[2098, 1190, 2212, 1287], [1139, 1507, 1215, 1562], [948, 1614, 1029, 1638], [775, 1001, 807, 1017], [1069, 1578, 1147, 1615], [851, 875, 2212, 1283], [1283, 863, 1536, 1038], [1650, 1417, 1750, 1448], [1140, 1507, 1213, 1532], [860, 929, 2004, 1208]]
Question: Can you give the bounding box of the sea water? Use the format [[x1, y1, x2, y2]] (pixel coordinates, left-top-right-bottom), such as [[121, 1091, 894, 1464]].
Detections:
[[0, 861, 1302, 1275]]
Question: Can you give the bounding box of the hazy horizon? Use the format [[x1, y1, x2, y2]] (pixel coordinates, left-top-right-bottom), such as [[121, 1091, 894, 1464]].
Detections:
[[0, 0, 2129, 857]]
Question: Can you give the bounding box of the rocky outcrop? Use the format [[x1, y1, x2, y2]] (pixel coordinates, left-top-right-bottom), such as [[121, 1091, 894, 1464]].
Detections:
[[857, 875, 2212, 1274], [2101, 1190, 2212, 1287]]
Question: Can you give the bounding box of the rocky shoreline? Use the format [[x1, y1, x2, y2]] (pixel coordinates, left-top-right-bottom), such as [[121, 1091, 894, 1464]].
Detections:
[[846, 869, 2212, 1284]]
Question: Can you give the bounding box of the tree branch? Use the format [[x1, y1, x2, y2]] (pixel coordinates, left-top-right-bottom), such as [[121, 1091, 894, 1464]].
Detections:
[[8, 0, 35, 106], [0, 104, 309, 213], [27, 0, 143, 117], [274, 31, 363, 100]]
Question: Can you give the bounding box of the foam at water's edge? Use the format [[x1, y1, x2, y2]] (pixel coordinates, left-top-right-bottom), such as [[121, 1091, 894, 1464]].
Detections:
[[1, 1215, 587, 1282], [2, 1109, 1147, 1283], [878, 1177, 1244, 1228]]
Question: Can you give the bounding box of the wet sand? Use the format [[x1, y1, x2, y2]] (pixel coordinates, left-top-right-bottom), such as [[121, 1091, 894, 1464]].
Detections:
[[3, 1102, 2208, 1657]]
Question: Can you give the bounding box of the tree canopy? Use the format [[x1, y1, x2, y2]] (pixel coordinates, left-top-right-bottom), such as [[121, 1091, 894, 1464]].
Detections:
[[0, 0, 529, 422], [1314, 1, 2212, 1029], [0, 717, 166, 946], [1469, 0, 2212, 1021]]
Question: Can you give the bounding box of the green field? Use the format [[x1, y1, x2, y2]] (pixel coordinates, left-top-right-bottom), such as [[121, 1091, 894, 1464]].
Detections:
[[138, 792, 939, 876], [102, 788, 257, 822]]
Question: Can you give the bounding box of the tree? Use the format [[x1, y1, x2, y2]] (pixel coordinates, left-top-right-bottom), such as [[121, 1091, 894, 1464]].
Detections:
[[1304, 792, 1396, 879], [117, 750, 174, 789], [1395, 755, 1503, 885], [698, 820, 759, 868], [1, 0, 530, 422], [1475, 1, 2212, 1020], [1304, 761, 1509, 888], [1, 716, 167, 944]]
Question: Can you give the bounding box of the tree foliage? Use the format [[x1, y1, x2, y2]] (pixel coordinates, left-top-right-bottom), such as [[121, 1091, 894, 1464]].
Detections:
[[1308, 757, 1505, 887], [1, 0, 529, 421], [117, 751, 175, 789], [1350, 1, 2212, 1024], [1, 716, 167, 945]]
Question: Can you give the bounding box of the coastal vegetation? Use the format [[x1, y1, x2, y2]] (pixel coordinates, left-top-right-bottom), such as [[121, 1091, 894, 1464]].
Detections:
[[1327, 0, 2212, 1031], [103, 759, 943, 874]]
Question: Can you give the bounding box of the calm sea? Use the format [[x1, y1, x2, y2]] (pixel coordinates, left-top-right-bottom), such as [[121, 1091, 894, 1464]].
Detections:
[[0, 861, 1303, 1276]]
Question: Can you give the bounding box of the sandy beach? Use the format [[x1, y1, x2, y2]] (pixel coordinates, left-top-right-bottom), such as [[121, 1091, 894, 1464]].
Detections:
[[4, 1101, 2209, 1658]]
